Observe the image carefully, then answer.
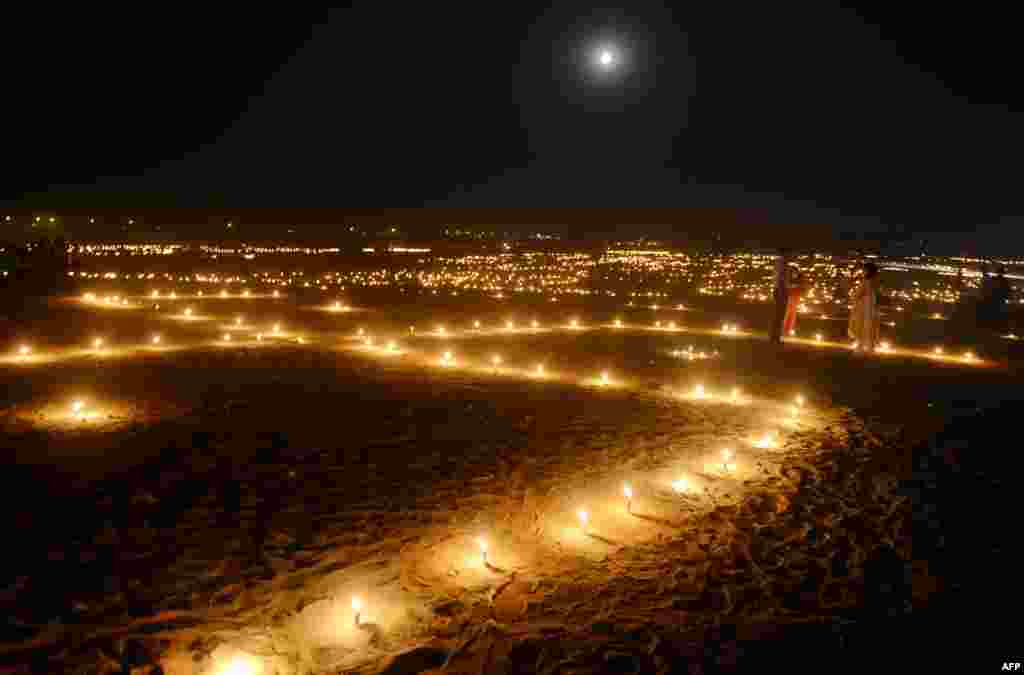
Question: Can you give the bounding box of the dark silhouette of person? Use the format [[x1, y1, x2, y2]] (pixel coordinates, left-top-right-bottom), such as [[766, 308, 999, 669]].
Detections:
[[770, 247, 790, 344]]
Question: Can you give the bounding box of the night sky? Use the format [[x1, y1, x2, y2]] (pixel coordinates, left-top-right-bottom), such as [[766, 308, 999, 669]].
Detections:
[[3, 4, 1020, 251]]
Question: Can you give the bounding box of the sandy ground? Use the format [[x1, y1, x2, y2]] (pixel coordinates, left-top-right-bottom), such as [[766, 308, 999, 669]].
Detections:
[[0, 291, 1020, 674]]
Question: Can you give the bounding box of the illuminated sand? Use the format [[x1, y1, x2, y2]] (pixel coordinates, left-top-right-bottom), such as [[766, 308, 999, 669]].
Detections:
[[0, 288, 1017, 674]]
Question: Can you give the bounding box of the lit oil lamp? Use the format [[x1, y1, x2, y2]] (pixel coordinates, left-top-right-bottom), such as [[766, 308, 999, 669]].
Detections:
[[223, 333, 231, 342], [352, 597, 362, 627], [964, 351, 975, 362], [578, 508, 589, 534], [297, 337, 305, 345], [477, 537, 489, 565], [492, 354, 502, 367], [151, 290, 159, 298], [84, 293, 95, 301], [535, 364, 545, 377], [220, 290, 228, 298], [71, 400, 85, 415], [795, 394, 804, 408], [151, 335, 161, 345], [364, 337, 373, 346], [333, 301, 342, 311], [623, 484, 633, 514], [235, 316, 244, 326], [814, 333, 823, 343], [356, 327, 363, 336], [169, 291, 176, 300], [474, 320, 481, 329], [672, 477, 689, 493], [694, 383, 705, 398], [569, 319, 579, 329], [731, 387, 741, 403], [668, 321, 676, 330], [257, 333, 263, 342], [506, 320, 515, 330], [93, 337, 104, 350], [272, 290, 279, 298], [600, 371, 611, 385], [441, 351, 454, 366], [437, 325, 447, 337], [18, 345, 31, 358], [387, 340, 397, 352], [933, 346, 944, 356], [274, 323, 282, 335], [654, 321, 662, 329], [242, 290, 250, 298], [788, 329, 796, 336], [878, 340, 891, 352], [722, 448, 734, 473], [614, 319, 623, 328], [198, 291, 204, 297], [184, 307, 193, 318], [532, 319, 539, 329]]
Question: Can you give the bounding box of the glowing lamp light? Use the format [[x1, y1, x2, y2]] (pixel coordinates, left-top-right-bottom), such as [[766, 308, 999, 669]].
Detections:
[[474, 320, 481, 329], [333, 302, 342, 311], [934, 346, 944, 356], [297, 337, 305, 344], [364, 337, 373, 346], [789, 329, 796, 336], [257, 333, 263, 342], [694, 383, 705, 398], [152, 335, 161, 345], [570, 319, 579, 329], [731, 387, 741, 402], [93, 338, 104, 350], [437, 325, 447, 336], [796, 395, 804, 407], [151, 290, 159, 298], [169, 291, 176, 299], [236, 316, 244, 326], [851, 341, 859, 350], [614, 319, 623, 328], [223, 333, 231, 342], [198, 291, 204, 297], [814, 333, 823, 343], [18, 345, 30, 357], [184, 307, 193, 317], [879, 341, 891, 352], [672, 478, 689, 494], [492, 354, 502, 367], [964, 351, 975, 362], [273, 290, 279, 298], [71, 400, 85, 414], [722, 448, 734, 472], [387, 340, 397, 352], [623, 484, 633, 513], [477, 537, 489, 565], [356, 327, 363, 336], [352, 597, 362, 626], [121, 299, 128, 306], [532, 319, 539, 329], [242, 290, 250, 298], [578, 508, 589, 533], [535, 364, 545, 377], [601, 371, 611, 385], [668, 321, 676, 330], [220, 290, 228, 298], [655, 321, 662, 328], [506, 320, 514, 330], [754, 433, 776, 449]]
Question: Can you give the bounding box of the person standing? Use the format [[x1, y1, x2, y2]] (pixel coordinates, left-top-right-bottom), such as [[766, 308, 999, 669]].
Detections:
[[783, 267, 803, 336], [770, 248, 789, 344], [849, 262, 881, 353]]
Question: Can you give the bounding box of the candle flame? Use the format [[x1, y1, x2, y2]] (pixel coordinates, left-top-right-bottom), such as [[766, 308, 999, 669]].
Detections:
[[352, 597, 361, 611], [601, 371, 610, 384], [578, 509, 588, 526], [223, 334, 231, 342], [934, 347, 943, 355], [532, 319, 539, 328], [694, 384, 705, 397], [72, 400, 84, 413], [93, 338, 103, 348], [19, 345, 30, 356], [477, 537, 488, 552], [672, 478, 688, 493], [623, 484, 633, 499], [474, 320, 480, 328], [152, 335, 161, 344], [614, 319, 622, 328], [815, 333, 823, 342], [492, 354, 502, 365]]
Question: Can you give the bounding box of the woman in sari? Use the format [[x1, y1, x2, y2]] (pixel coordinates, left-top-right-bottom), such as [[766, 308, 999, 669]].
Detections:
[[848, 262, 880, 353], [783, 268, 803, 336]]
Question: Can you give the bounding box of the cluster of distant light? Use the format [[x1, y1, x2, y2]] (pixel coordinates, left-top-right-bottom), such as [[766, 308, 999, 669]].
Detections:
[[69, 248, 1018, 309], [199, 245, 342, 255], [72, 244, 183, 256]]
